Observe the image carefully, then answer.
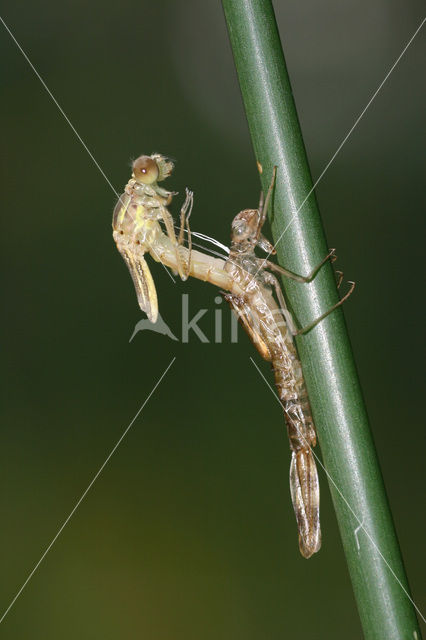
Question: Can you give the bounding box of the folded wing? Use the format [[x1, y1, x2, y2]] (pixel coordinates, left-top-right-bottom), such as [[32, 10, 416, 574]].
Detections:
[[116, 240, 158, 323]]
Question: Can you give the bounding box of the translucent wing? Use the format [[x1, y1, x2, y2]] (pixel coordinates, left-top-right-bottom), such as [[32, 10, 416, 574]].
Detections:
[[117, 243, 158, 323]]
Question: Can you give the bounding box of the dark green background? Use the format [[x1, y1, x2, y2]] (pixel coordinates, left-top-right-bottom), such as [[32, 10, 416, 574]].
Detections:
[[1, 1, 425, 637]]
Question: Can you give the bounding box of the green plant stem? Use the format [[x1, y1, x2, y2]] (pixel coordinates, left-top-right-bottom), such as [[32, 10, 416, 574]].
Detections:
[[222, 1, 422, 638]]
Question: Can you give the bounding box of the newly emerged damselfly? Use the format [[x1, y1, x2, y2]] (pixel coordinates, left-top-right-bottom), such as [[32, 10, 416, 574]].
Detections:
[[112, 153, 246, 321], [113, 155, 354, 557]]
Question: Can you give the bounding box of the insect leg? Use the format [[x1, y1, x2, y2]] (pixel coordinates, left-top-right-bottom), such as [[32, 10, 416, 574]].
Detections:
[[159, 203, 189, 281], [256, 166, 277, 240], [263, 248, 336, 283], [177, 188, 194, 279], [177, 188, 193, 245], [335, 270, 344, 289], [262, 271, 299, 336], [263, 271, 355, 335], [295, 281, 356, 335]]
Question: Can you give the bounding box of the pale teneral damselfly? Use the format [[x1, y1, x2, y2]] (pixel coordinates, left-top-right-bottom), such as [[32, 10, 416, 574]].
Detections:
[[112, 155, 354, 557], [112, 153, 245, 322]]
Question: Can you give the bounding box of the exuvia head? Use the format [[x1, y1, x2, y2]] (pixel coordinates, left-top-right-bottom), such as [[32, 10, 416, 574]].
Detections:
[[231, 209, 260, 246], [132, 154, 174, 185]]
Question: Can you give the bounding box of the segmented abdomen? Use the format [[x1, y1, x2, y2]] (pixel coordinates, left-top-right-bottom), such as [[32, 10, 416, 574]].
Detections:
[[249, 287, 321, 558]]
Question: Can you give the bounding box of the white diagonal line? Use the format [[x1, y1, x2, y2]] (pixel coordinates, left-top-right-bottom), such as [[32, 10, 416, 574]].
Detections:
[[276, 16, 425, 245], [0, 357, 176, 625], [0, 15, 119, 198], [252, 16, 426, 283], [0, 15, 176, 284], [250, 356, 425, 623]]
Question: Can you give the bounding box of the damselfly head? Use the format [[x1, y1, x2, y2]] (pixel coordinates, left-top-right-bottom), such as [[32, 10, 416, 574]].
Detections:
[[231, 209, 260, 245], [132, 153, 174, 184], [132, 155, 160, 184]]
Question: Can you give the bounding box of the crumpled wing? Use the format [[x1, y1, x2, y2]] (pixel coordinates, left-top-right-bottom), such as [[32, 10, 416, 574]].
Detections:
[[118, 244, 158, 323]]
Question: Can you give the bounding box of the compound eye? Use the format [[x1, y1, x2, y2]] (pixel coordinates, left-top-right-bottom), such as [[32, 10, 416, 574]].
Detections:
[[133, 156, 159, 184]]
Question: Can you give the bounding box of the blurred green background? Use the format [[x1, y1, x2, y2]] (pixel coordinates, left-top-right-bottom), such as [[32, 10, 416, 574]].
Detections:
[[1, 1, 425, 637]]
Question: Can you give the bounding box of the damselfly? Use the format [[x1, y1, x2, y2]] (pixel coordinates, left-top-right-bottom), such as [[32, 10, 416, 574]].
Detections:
[[113, 156, 354, 557]]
